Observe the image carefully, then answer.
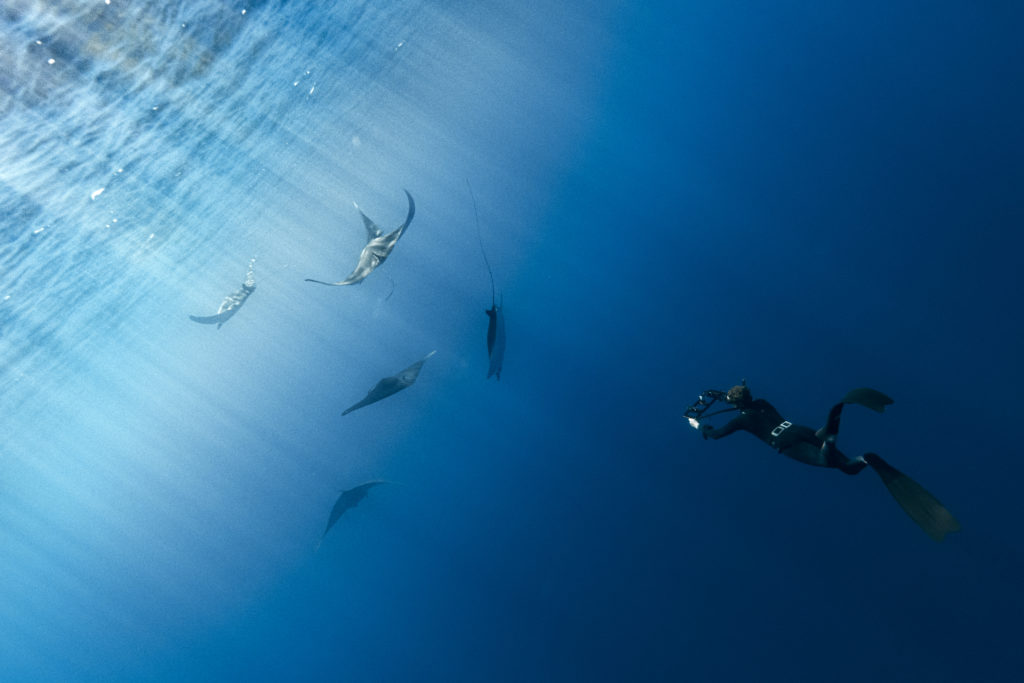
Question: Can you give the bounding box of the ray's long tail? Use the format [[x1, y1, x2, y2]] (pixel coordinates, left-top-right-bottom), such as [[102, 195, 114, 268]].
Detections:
[[466, 179, 495, 307]]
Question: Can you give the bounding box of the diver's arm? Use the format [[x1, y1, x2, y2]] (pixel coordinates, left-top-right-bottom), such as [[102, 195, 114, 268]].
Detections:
[[700, 414, 747, 440]]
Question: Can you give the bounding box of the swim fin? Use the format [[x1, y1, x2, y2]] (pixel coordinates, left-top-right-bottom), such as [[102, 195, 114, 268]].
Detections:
[[863, 452, 961, 542], [841, 388, 894, 413], [815, 389, 893, 440]]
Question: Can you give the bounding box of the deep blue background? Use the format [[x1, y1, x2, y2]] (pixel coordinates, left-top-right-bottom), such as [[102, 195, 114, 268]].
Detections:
[[2, 1, 1022, 681]]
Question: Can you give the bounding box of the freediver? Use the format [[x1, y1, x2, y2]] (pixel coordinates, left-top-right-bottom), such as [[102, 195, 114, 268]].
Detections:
[[687, 384, 961, 541]]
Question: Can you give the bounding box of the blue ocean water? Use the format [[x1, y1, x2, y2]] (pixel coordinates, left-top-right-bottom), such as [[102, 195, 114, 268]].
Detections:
[[2, 1, 1023, 681]]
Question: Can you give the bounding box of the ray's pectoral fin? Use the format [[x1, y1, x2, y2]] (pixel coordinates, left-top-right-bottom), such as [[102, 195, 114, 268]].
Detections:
[[341, 350, 436, 416], [342, 376, 404, 416], [392, 189, 416, 237], [397, 349, 436, 385], [189, 282, 255, 329], [189, 312, 231, 328], [306, 190, 416, 287], [320, 481, 388, 543], [358, 209, 384, 241]]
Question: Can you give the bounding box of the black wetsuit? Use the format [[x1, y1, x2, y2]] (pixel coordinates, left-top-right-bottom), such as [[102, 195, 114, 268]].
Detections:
[[702, 398, 867, 475]]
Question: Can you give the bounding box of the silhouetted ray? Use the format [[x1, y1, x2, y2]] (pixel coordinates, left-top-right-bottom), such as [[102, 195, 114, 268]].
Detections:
[[342, 351, 436, 416], [485, 300, 505, 380], [189, 258, 256, 329], [320, 480, 389, 544], [306, 190, 415, 286], [467, 181, 505, 380]]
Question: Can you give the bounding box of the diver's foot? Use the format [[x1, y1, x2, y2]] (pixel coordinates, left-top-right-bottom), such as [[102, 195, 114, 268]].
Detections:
[[839, 455, 868, 475]]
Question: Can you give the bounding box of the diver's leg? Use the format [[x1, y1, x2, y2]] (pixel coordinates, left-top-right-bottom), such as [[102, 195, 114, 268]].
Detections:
[[809, 402, 867, 474], [780, 441, 829, 467], [815, 402, 844, 442], [780, 441, 865, 473], [820, 439, 867, 475], [836, 453, 868, 475]]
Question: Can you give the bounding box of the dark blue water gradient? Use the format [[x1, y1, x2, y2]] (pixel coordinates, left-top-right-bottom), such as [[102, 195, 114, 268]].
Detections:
[[2, 1, 1023, 681]]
